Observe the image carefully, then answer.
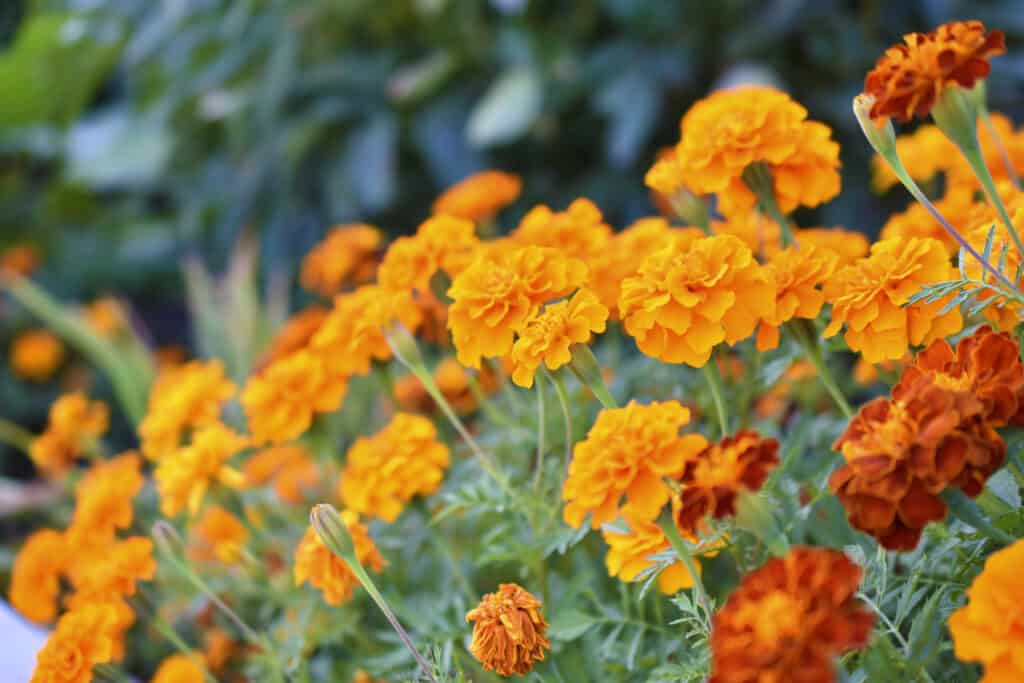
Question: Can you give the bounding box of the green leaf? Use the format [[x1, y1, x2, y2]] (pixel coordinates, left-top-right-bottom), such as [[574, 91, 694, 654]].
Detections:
[[466, 66, 543, 147], [548, 609, 599, 641]]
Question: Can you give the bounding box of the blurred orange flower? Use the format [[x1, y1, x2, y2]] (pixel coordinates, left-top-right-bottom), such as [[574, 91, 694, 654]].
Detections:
[[151, 653, 206, 683], [155, 422, 248, 517], [191, 505, 249, 564], [10, 328, 64, 382], [30, 392, 109, 477], [432, 170, 521, 222], [9, 529, 66, 624], [300, 224, 382, 296], [30, 603, 117, 683], [378, 214, 480, 293]]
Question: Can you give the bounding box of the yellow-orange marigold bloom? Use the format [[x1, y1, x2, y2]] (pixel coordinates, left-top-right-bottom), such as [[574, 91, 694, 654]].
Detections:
[[712, 211, 782, 258], [244, 444, 320, 503], [378, 214, 481, 293], [824, 237, 963, 363], [676, 430, 780, 535], [30, 392, 109, 477], [879, 185, 976, 255], [465, 583, 550, 677], [255, 305, 327, 371], [67, 452, 144, 545], [10, 529, 66, 624], [432, 170, 521, 222], [509, 289, 608, 388], [10, 329, 64, 382], [190, 505, 249, 563], [511, 198, 612, 263], [620, 234, 774, 367], [758, 119, 841, 217], [30, 603, 117, 683], [709, 547, 873, 683], [962, 206, 1024, 330], [949, 538, 1024, 682], [300, 224, 382, 296], [83, 297, 125, 338], [871, 124, 955, 192], [562, 400, 708, 528], [1, 243, 41, 277], [339, 413, 450, 522], [293, 512, 385, 606], [155, 422, 248, 517], [756, 246, 838, 351], [588, 217, 676, 314], [795, 227, 869, 267], [603, 505, 710, 594], [447, 245, 587, 368], [864, 20, 1005, 122], [434, 356, 498, 413], [67, 536, 156, 603], [150, 653, 206, 683]]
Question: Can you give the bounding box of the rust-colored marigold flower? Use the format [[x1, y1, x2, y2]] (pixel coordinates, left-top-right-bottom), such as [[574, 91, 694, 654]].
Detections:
[[155, 422, 249, 517], [432, 170, 522, 222], [67, 452, 144, 545], [949, 538, 1024, 682], [709, 547, 873, 683], [447, 245, 587, 368], [339, 413, 450, 522], [511, 198, 612, 264], [588, 217, 676, 314], [190, 505, 249, 564], [293, 511, 385, 606], [864, 20, 1005, 122], [30, 603, 117, 683], [151, 653, 206, 683], [378, 214, 481, 294], [962, 205, 1024, 330], [244, 444, 319, 503], [880, 185, 977, 255], [562, 400, 709, 529], [509, 288, 608, 388], [10, 528, 66, 624], [30, 392, 109, 477], [824, 237, 963, 363], [10, 328, 64, 382], [300, 224, 382, 296], [675, 430, 779, 535], [795, 227, 869, 267], [620, 233, 774, 367], [465, 583, 551, 677], [255, 305, 328, 371], [1, 243, 41, 277], [756, 245, 839, 351]]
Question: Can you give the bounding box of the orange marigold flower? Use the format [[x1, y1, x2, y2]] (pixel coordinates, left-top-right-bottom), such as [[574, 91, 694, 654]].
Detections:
[[30, 392, 109, 477], [432, 170, 521, 222], [155, 422, 248, 517], [824, 237, 963, 363], [10, 328, 64, 382], [244, 444, 320, 503], [293, 512, 385, 606], [676, 430, 780, 535], [709, 547, 873, 683], [255, 305, 328, 371], [10, 529, 66, 624], [434, 356, 498, 413], [712, 211, 782, 258], [588, 217, 676, 314], [190, 505, 249, 564], [203, 629, 237, 672], [83, 297, 125, 338], [562, 400, 708, 528], [795, 227, 869, 267], [393, 372, 433, 413], [511, 198, 612, 263], [756, 245, 838, 351], [465, 583, 550, 677], [962, 205, 1024, 330], [447, 245, 587, 368], [378, 214, 481, 294], [30, 603, 117, 683], [339, 413, 450, 522], [300, 224, 382, 296], [865, 20, 1005, 122], [67, 536, 156, 603], [151, 653, 206, 683], [509, 288, 608, 388], [620, 234, 774, 367], [949, 538, 1024, 682], [67, 452, 144, 545], [1, 243, 41, 277], [871, 124, 955, 192], [880, 185, 977, 255]]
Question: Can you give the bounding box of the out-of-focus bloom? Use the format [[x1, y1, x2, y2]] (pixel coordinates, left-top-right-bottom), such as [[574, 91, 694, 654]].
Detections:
[[756, 246, 838, 351], [465, 583, 550, 676], [620, 234, 774, 367], [378, 214, 480, 294], [83, 297, 125, 338], [155, 422, 248, 517], [675, 430, 780, 535], [447, 246, 587, 368], [432, 170, 521, 222], [190, 505, 249, 563], [393, 372, 433, 413], [202, 629, 236, 672], [795, 227, 869, 267], [824, 237, 963, 363], [949, 539, 1024, 682], [563, 401, 708, 528], [9, 529, 66, 624], [511, 198, 612, 265], [352, 671, 386, 683], [30, 392, 109, 477], [67, 452, 143, 544], [712, 211, 782, 257], [754, 361, 818, 418], [880, 185, 976, 255], [864, 21, 1005, 122], [871, 124, 955, 192], [10, 329, 64, 382], [293, 512, 384, 606], [30, 603, 117, 683], [949, 112, 1024, 189], [339, 413, 450, 522], [434, 357, 498, 413], [244, 444, 320, 503], [509, 289, 608, 388], [0, 243, 41, 277], [709, 547, 873, 683], [151, 653, 206, 683], [853, 354, 910, 386], [963, 206, 1024, 330], [67, 536, 155, 601], [588, 217, 676, 313], [255, 305, 327, 370], [300, 224, 382, 296], [138, 359, 236, 461]]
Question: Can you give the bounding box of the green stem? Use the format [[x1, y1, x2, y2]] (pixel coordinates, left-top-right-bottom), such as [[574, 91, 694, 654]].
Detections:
[[546, 369, 574, 476], [963, 140, 1024, 258], [0, 417, 34, 454], [941, 488, 1016, 545], [787, 321, 854, 419], [532, 372, 546, 492], [567, 344, 617, 409], [657, 511, 710, 617], [981, 105, 1022, 190], [742, 162, 796, 246], [701, 360, 729, 437]]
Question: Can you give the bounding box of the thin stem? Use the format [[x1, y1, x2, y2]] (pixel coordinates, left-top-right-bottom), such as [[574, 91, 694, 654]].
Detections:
[[532, 372, 546, 492], [0, 417, 34, 454], [657, 511, 710, 618], [546, 369, 574, 476], [981, 106, 1022, 190], [701, 360, 729, 437], [787, 321, 854, 419], [961, 139, 1024, 260], [742, 162, 796, 246]]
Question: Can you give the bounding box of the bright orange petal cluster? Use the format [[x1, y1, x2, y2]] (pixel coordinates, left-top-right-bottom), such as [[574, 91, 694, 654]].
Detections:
[[9, 529, 67, 624], [150, 654, 206, 683], [432, 170, 521, 222], [588, 217, 676, 313], [155, 422, 249, 517], [9, 328, 64, 382], [796, 227, 869, 267], [293, 512, 384, 606], [30, 603, 118, 683], [465, 583, 551, 677], [300, 224, 382, 296], [756, 245, 838, 350], [244, 444, 320, 503], [378, 214, 481, 293], [255, 305, 328, 370], [67, 452, 144, 545], [30, 392, 109, 477], [511, 198, 612, 266], [190, 505, 249, 564], [603, 505, 706, 595]]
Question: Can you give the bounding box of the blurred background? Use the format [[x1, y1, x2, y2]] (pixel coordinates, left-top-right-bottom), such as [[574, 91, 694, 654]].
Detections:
[[0, 0, 1022, 481]]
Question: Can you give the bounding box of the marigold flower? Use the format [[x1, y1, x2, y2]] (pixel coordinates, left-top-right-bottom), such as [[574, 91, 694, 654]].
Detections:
[[255, 305, 328, 370], [511, 198, 612, 264], [864, 20, 1005, 122], [9, 529, 66, 624], [151, 653, 206, 683], [620, 234, 774, 367], [949, 538, 1024, 682], [67, 536, 156, 603], [824, 237, 963, 363], [432, 170, 521, 222], [202, 629, 237, 672], [300, 224, 382, 296], [190, 505, 249, 563], [563, 400, 708, 528], [293, 512, 385, 606], [378, 214, 480, 293], [67, 452, 144, 545], [676, 430, 780, 535], [339, 413, 450, 522], [588, 217, 676, 314], [10, 328, 64, 382], [465, 583, 551, 676], [756, 246, 838, 351], [29, 392, 108, 477], [244, 444, 320, 503], [434, 356, 498, 413], [83, 297, 125, 338], [1, 243, 41, 277], [795, 227, 869, 267], [962, 206, 1024, 330], [447, 245, 587, 368], [510, 289, 608, 388], [30, 603, 117, 683], [709, 547, 873, 683], [712, 211, 782, 257], [879, 185, 977, 255], [155, 422, 249, 517]]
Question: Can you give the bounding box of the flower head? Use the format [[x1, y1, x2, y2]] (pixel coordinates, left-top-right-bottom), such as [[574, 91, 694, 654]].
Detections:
[[709, 547, 873, 683], [151, 654, 206, 683], [378, 214, 480, 294], [432, 170, 521, 222], [31, 392, 109, 477], [255, 305, 328, 370], [712, 211, 782, 257], [465, 583, 550, 676], [880, 185, 977, 255], [67, 536, 155, 603], [588, 217, 676, 313], [10, 329, 64, 382], [68, 453, 143, 545], [756, 246, 838, 351], [82, 298, 125, 338], [293, 512, 384, 606], [511, 198, 612, 265], [300, 224, 382, 296], [563, 400, 708, 528], [796, 227, 869, 267], [30, 603, 117, 683], [10, 529, 66, 624], [962, 204, 1024, 330], [190, 505, 249, 564], [1, 243, 41, 277], [155, 422, 248, 517], [244, 444, 319, 503], [864, 20, 1005, 122]]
